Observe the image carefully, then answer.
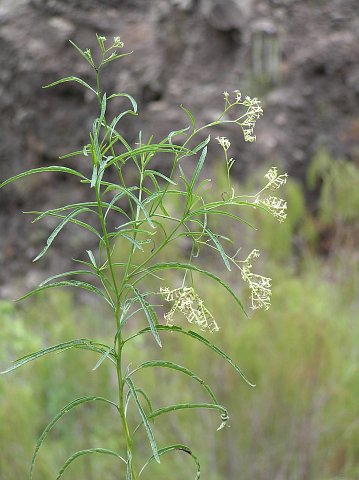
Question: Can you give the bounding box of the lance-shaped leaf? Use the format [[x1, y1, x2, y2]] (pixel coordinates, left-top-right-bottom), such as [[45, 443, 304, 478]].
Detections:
[[43, 76, 96, 94], [127, 286, 162, 347], [180, 104, 196, 131], [0, 166, 86, 189], [0, 339, 116, 375], [33, 207, 89, 262], [126, 377, 160, 463], [16, 280, 113, 307]]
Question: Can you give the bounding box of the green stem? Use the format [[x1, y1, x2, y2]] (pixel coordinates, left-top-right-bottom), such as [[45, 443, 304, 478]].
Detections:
[[95, 65, 138, 479]]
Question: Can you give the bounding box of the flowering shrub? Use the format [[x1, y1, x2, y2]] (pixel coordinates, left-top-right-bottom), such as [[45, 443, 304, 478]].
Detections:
[[0, 35, 287, 479]]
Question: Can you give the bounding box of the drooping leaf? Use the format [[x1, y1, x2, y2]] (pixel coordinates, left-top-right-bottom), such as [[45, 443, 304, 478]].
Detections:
[[107, 92, 138, 113], [139, 444, 200, 478], [180, 104, 196, 131], [29, 396, 118, 479], [0, 339, 116, 375], [56, 448, 126, 480], [43, 76, 96, 94], [0, 166, 86, 189], [39, 269, 95, 286], [16, 280, 113, 307], [124, 325, 255, 387], [128, 360, 218, 404], [33, 208, 89, 262]]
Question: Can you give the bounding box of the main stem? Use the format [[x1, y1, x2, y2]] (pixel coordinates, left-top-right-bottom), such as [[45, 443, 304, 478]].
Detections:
[[95, 186, 138, 480], [95, 69, 138, 479]]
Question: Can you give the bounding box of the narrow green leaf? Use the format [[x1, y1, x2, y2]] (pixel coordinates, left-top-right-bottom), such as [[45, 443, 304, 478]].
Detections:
[[191, 135, 211, 155], [16, 281, 113, 307], [127, 286, 162, 347], [126, 377, 160, 463], [102, 51, 133, 64], [56, 448, 126, 480], [134, 402, 228, 437], [148, 402, 228, 425], [105, 186, 154, 228], [119, 233, 145, 252], [107, 93, 138, 113], [0, 166, 86, 189], [29, 396, 118, 479], [190, 146, 207, 191], [98, 93, 107, 131], [165, 126, 190, 144], [0, 339, 116, 375], [204, 227, 231, 271], [33, 208, 89, 262], [180, 104, 196, 131], [124, 325, 255, 387], [128, 361, 218, 404], [43, 76, 96, 94], [39, 269, 95, 286], [126, 387, 153, 417], [139, 444, 200, 478], [87, 250, 97, 267], [193, 209, 256, 230], [59, 149, 84, 159], [108, 110, 138, 140], [144, 170, 177, 185], [92, 347, 112, 371], [69, 40, 95, 67], [32, 212, 101, 239]]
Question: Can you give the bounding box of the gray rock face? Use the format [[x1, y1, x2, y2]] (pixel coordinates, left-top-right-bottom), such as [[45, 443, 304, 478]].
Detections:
[[0, 0, 358, 294]]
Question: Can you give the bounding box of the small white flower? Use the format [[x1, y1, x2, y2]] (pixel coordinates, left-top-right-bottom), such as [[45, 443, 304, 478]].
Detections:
[[113, 36, 124, 48], [264, 167, 288, 190], [256, 195, 287, 222], [241, 250, 272, 310], [160, 286, 219, 333], [223, 91, 229, 100], [234, 90, 242, 102], [216, 136, 231, 151]]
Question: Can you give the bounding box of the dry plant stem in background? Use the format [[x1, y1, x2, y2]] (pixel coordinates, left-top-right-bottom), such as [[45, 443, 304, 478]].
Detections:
[[0, 35, 287, 479]]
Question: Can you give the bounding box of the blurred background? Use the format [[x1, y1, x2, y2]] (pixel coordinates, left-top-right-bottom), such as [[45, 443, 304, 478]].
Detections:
[[0, 0, 358, 479]]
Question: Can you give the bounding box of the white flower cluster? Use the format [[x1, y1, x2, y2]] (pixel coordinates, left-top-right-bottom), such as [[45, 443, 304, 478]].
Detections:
[[255, 168, 288, 222], [160, 286, 219, 333], [241, 96, 263, 142], [256, 196, 287, 222], [264, 167, 288, 190], [113, 36, 124, 48], [216, 136, 231, 151], [241, 250, 272, 310], [223, 90, 242, 103]]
